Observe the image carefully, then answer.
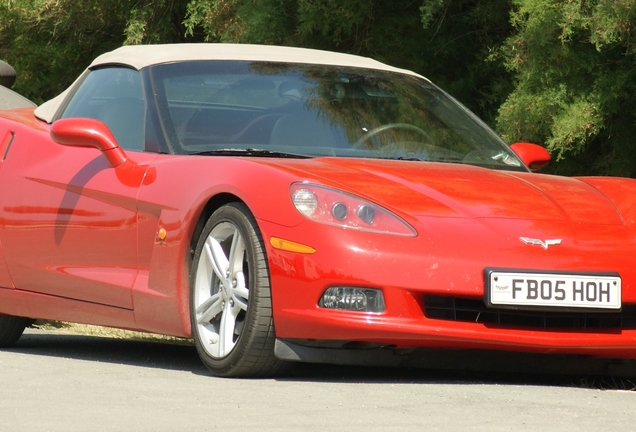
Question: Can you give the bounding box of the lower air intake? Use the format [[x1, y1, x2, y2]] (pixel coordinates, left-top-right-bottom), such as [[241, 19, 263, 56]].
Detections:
[[424, 295, 636, 330]]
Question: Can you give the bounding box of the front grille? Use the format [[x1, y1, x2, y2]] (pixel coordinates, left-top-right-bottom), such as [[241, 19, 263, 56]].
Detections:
[[424, 295, 636, 330]]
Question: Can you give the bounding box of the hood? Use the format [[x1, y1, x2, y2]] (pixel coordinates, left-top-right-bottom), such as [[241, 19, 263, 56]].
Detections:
[[261, 157, 623, 225]]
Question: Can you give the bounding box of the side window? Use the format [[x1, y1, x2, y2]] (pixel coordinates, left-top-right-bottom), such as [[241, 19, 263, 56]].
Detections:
[[61, 67, 145, 151]]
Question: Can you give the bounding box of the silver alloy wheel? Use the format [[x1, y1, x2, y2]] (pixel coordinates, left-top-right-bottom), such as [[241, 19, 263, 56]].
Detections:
[[193, 221, 250, 358], [190, 203, 285, 377]]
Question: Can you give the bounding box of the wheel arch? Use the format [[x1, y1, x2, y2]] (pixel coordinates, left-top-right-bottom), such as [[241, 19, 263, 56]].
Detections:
[[189, 192, 247, 260]]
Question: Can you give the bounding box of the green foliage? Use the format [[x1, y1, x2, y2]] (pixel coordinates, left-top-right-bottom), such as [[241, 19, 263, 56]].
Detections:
[[0, 0, 121, 102], [498, 0, 636, 176], [183, 0, 299, 44], [414, 0, 515, 124], [0, 0, 188, 102], [124, 1, 190, 45]]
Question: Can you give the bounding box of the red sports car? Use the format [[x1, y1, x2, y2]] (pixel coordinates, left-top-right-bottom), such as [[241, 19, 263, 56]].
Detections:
[[0, 44, 634, 377]]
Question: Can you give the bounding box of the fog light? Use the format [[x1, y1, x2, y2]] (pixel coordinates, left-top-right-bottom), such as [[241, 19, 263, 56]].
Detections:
[[320, 287, 385, 313]]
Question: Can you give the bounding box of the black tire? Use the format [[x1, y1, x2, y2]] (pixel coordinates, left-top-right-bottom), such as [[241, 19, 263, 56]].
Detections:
[[190, 202, 286, 377], [0, 314, 28, 347]]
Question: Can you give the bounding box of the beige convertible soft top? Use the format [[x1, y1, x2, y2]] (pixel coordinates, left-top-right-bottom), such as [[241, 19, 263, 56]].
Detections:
[[35, 43, 423, 123]]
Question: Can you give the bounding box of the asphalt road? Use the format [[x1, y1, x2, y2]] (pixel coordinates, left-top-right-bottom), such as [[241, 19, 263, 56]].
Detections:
[[1, 328, 635, 432]]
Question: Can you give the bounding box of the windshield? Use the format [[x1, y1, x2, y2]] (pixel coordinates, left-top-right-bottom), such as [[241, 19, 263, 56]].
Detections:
[[149, 61, 524, 171]]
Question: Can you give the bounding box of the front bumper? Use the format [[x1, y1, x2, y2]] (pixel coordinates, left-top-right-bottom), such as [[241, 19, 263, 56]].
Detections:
[[260, 216, 636, 359]]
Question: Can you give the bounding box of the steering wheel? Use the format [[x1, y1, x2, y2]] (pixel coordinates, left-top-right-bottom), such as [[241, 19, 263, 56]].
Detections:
[[354, 123, 431, 149]]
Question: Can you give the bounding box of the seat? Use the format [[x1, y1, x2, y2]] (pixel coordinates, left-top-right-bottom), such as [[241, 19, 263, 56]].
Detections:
[[100, 98, 145, 151], [269, 113, 339, 149]]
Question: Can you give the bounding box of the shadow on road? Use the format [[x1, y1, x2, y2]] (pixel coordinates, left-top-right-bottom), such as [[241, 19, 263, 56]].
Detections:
[[7, 328, 636, 389], [9, 329, 206, 373]]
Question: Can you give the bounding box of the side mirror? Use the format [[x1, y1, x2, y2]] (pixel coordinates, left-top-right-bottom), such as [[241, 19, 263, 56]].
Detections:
[[510, 142, 551, 172], [0, 60, 16, 88], [50, 118, 127, 168]]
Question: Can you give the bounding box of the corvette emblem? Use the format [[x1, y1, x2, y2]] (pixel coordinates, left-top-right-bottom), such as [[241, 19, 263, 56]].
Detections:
[[520, 237, 562, 250]]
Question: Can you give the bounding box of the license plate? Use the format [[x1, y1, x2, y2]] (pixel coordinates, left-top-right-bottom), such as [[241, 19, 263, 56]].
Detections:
[[485, 269, 621, 310]]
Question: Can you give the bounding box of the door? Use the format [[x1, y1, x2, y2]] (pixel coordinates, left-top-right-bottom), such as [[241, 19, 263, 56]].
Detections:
[[0, 66, 157, 308], [0, 127, 158, 308]]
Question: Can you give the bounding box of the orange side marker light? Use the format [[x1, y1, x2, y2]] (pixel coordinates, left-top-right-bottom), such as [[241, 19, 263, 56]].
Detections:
[[270, 237, 316, 254]]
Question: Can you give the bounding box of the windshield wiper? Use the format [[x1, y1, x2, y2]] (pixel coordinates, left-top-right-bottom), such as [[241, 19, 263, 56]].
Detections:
[[394, 156, 424, 161], [375, 156, 425, 162], [189, 148, 312, 158]]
